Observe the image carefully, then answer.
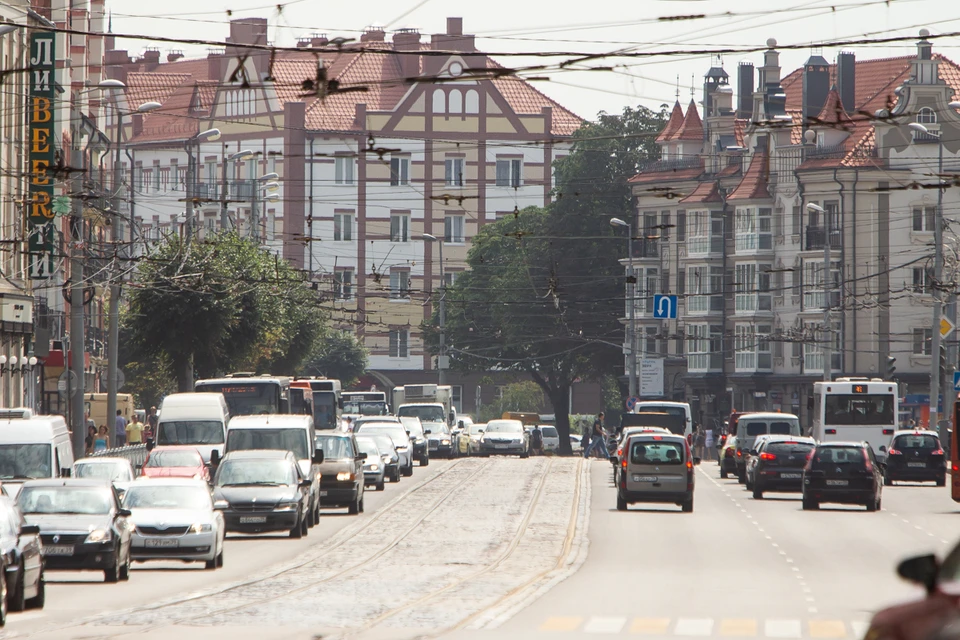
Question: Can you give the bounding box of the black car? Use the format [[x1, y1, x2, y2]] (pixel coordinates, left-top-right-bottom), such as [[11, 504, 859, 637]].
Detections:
[[750, 437, 817, 499], [0, 497, 43, 613], [17, 479, 132, 582], [802, 442, 883, 511], [315, 434, 365, 515], [425, 423, 454, 458], [883, 430, 946, 486], [213, 450, 312, 538]]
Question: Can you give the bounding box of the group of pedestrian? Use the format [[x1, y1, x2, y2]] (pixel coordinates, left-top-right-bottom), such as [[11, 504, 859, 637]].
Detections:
[[691, 423, 716, 464], [582, 412, 608, 458], [82, 406, 159, 456]]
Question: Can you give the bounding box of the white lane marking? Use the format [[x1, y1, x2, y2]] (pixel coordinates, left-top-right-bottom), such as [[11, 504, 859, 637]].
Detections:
[[674, 618, 714, 636], [851, 621, 870, 638], [583, 616, 627, 634], [765, 619, 802, 638]]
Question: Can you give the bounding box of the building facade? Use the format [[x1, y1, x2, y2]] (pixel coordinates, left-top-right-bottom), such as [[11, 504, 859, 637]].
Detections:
[[628, 32, 960, 428]]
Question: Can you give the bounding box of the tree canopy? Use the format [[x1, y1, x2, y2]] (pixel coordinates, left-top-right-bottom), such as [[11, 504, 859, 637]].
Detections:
[[300, 331, 368, 388]]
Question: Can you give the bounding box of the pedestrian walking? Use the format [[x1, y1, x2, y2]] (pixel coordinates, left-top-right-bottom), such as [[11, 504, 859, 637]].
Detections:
[[95, 425, 110, 452], [126, 414, 144, 445], [146, 406, 159, 441], [694, 427, 706, 464], [704, 426, 716, 463], [530, 425, 544, 456], [583, 412, 607, 459], [114, 410, 127, 447], [85, 426, 97, 456]]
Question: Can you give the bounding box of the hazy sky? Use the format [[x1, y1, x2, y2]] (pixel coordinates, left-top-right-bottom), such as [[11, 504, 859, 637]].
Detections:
[[105, 0, 960, 120]]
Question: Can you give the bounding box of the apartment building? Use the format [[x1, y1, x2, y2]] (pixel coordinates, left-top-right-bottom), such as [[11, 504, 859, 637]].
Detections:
[[627, 31, 960, 427]]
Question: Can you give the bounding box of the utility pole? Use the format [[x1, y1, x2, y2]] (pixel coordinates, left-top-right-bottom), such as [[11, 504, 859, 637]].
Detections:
[[423, 234, 445, 385], [930, 136, 944, 430], [184, 143, 195, 240], [105, 107, 125, 436], [822, 221, 832, 383], [610, 217, 637, 398], [69, 148, 86, 461]]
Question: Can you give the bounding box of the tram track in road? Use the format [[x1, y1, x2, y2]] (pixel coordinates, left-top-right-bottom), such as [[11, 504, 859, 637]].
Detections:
[[17, 457, 492, 639]]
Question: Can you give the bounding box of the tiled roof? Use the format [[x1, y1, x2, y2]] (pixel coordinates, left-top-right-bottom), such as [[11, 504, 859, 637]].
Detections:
[[679, 180, 722, 204], [657, 101, 684, 143], [488, 60, 582, 136], [675, 99, 703, 141], [727, 150, 770, 201], [815, 87, 854, 127], [734, 118, 747, 147], [628, 164, 702, 185], [717, 162, 742, 178]]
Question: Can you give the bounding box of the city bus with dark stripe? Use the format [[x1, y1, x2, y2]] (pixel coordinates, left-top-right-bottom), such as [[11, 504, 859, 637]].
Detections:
[[195, 374, 291, 417]]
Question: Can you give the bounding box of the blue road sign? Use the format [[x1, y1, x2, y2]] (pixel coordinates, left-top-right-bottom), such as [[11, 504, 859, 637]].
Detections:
[[626, 396, 640, 411], [954, 371, 960, 391], [653, 294, 678, 319]]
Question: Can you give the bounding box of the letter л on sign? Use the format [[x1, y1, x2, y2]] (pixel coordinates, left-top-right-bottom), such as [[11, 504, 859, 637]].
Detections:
[[653, 294, 678, 319]]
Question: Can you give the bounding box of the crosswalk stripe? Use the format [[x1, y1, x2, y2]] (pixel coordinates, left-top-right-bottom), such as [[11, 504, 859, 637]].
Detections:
[[675, 618, 715, 636], [584, 617, 628, 634], [809, 620, 848, 638], [765, 620, 802, 638], [720, 619, 758, 637], [540, 617, 583, 631], [630, 618, 671, 634]]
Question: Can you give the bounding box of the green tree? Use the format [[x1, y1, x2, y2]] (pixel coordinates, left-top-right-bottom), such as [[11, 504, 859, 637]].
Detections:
[[477, 381, 546, 423], [300, 331, 368, 388], [429, 105, 666, 453]]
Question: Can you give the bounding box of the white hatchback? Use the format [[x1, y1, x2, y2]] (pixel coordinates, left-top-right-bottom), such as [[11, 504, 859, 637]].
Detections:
[[540, 426, 560, 452]]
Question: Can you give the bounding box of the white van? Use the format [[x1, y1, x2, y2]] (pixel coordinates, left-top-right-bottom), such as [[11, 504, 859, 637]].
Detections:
[[156, 393, 230, 465], [634, 401, 694, 439], [736, 412, 802, 456], [222, 415, 323, 527], [0, 414, 74, 496]]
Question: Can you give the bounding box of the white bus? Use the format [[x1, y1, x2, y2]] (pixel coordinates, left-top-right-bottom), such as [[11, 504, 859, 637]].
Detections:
[[812, 378, 899, 461]]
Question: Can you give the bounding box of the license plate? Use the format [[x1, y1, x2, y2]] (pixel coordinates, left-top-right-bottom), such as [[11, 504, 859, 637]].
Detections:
[[780, 473, 801, 479], [239, 516, 267, 524], [826, 479, 849, 486], [908, 462, 926, 468], [42, 545, 73, 556], [319, 491, 328, 497], [495, 444, 511, 449], [633, 475, 658, 482], [144, 538, 179, 548]]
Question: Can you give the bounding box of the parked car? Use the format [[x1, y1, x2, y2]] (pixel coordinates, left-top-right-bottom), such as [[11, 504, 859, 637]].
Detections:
[[478, 420, 530, 457], [17, 479, 132, 582], [883, 429, 946, 486], [802, 441, 883, 511], [212, 450, 312, 538], [141, 446, 210, 481], [398, 416, 429, 466], [361, 434, 401, 482], [540, 426, 560, 453], [0, 497, 43, 612], [355, 437, 385, 491], [315, 434, 365, 514], [569, 434, 582, 453], [749, 436, 816, 499], [355, 423, 414, 477], [123, 478, 225, 569], [73, 457, 136, 498]]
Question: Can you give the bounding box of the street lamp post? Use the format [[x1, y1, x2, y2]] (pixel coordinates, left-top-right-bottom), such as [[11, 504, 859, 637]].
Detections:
[[251, 173, 279, 241], [222, 150, 254, 230], [423, 234, 445, 385], [807, 203, 832, 382], [184, 128, 222, 239], [610, 217, 637, 398]]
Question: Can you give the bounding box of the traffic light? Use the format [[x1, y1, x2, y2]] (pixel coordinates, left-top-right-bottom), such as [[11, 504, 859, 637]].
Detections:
[[886, 355, 896, 379]]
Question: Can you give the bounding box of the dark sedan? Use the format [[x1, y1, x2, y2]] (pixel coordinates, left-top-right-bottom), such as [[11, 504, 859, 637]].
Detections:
[[750, 437, 816, 499], [315, 434, 365, 515], [802, 442, 883, 511], [212, 450, 312, 538], [883, 430, 946, 486], [17, 479, 131, 582], [0, 497, 43, 612]]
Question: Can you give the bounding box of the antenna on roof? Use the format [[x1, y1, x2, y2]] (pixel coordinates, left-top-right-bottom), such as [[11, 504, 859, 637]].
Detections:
[[690, 73, 695, 98], [675, 75, 680, 100]]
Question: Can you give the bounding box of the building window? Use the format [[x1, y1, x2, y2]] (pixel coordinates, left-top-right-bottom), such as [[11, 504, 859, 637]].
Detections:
[[495, 159, 522, 187], [687, 324, 709, 372], [913, 266, 933, 293], [445, 214, 464, 243], [390, 157, 409, 186], [676, 211, 686, 241], [661, 211, 671, 240], [734, 207, 772, 252], [390, 270, 410, 299], [445, 158, 464, 187], [913, 206, 936, 232], [802, 260, 841, 309], [735, 324, 755, 371], [792, 205, 801, 236], [449, 89, 463, 114], [390, 213, 410, 242], [644, 326, 660, 356], [334, 213, 353, 241], [335, 156, 355, 185], [913, 328, 932, 355], [677, 270, 685, 296], [334, 270, 354, 300], [687, 265, 722, 315], [917, 107, 937, 124], [159, 169, 169, 191], [444, 271, 459, 288], [389, 328, 409, 358], [142, 170, 151, 194], [734, 263, 757, 312], [639, 267, 659, 314], [465, 90, 479, 114], [152, 166, 161, 192]]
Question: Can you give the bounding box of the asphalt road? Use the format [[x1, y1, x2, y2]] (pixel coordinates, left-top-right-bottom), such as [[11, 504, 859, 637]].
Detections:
[[2, 456, 957, 640]]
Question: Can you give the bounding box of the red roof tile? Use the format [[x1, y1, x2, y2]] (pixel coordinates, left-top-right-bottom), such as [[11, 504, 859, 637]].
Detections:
[[734, 118, 747, 147], [815, 87, 855, 127], [675, 99, 703, 141], [727, 150, 770, 201], [679, 180, 722, 204], [657, 101, 684, 143], [717, 162, 742, 178]]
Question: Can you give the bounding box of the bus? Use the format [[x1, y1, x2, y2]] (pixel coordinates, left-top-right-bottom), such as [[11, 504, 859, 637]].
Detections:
[[812, 378, 898, 461], [195, 374, 291, 417], [342, 390, 389, 417], [292, 378, 342, 431]]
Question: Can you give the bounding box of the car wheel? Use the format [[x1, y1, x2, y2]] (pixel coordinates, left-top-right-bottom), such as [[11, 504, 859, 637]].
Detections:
[[25, 569, 43, 610], [359, 495, 365, 513], [867, 496, 879, 512], [802, 496, 819, 511], [616, 492, 627, 511], [737, 469, 746, 484], [8, 564, 25, 612], [119, 550, 131, 581], [520, 449, 530, 459], [391, 468, 401, 482], [0, 562, 7, 627], [745, 477, 754, 491], [752, 485, 763, 499], [883, 473, 892, 486], [348, 495, 360, 515], [402, 463, 413, 477], [720, 468, 727, 479], [289, 514, 303, 539], [104, 553, 120, 583], [376, 479, 385, 491], [216, 545, 224, 568], [681, 496, 694, 513], [301, 512, 310, 536], [420, 455, 429, 467], [937, 475, 946, 487]]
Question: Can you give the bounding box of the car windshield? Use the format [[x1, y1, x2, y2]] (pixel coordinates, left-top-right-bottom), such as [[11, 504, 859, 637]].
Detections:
[[145, 450, 202, 468], [0, 444, 51, 480], [357, 425, 408, 443], [814, 447, 866, 464], [355, 438, 380, 457], [893, 435, 939, 450], [630, 441, 684, 465], [74, 461, 131, 482], [425, 423, 449, 435], [485, 421, 523, 433], [123, 485, 211, 509], [19, 486, 112, 514], [369, 435, 397, 454], [216, 459, 296, 486], [227, 428, 310, 460], [343, 401, 388, 416], [542, 427, 558, 438], [157, 420, 224, 445], [397, 405, 446, 423], [400, 419, 424, 437], [765, 442, 815, 456], [316, 436, 355, 460], [470, 425, 486, 435]]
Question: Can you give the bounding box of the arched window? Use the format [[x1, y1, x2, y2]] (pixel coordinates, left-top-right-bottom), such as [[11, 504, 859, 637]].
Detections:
[[449, 90, 462, 114], [917, 107, 937, 124], [432, 90, 445, 113], [465, 90, 479, 114]]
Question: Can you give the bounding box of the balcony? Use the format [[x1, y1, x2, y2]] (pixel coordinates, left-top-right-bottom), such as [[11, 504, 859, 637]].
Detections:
[[687, 294, 723, 315], [807, 142, 847, 159], [195, 182, 218, 201], [630, 238, 659, 259], [804, 226, 841, 251], [638, 157, 701, 173], [687, 352, 723, 373], [230, 180, 255, 200]]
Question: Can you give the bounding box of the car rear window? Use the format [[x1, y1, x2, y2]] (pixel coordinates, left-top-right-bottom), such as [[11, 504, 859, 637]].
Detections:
[[630, 441, 684, 465], [745, 422, 768, 436], [893, 435, 939, 450], [765, 442, 815, 456], [541, 427, 558, 438], [769, 421, 797, 435], [814, 446, 865, 464]]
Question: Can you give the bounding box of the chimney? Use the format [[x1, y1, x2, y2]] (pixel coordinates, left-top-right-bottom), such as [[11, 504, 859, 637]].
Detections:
[[447, 17, 463, 35], [393, 28, 422, 79], [227, 18, 268, 47], [713, 85, 734, 115], [738, 62, 754, 120], [141, 48, 161, 69], [296, 37, 311, 48], [361, 26, 385, 42], [311, 34, 329, 47], [802, 51, 830, 127], [837, 51, 856, 115], [167, 50, 184, 62]]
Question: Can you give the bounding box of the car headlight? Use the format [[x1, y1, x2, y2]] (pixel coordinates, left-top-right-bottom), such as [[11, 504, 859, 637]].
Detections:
[[395, 445, 409, 451], [213, 500, 229, 510], [441, 439, 450, 445], [368, 464, 380, 471], [381, 455, 391, 463], [188, 523, 212, 534], [85, 529, 112, 543], [275, 502, 298, 512], [337, 471, 355, 481]]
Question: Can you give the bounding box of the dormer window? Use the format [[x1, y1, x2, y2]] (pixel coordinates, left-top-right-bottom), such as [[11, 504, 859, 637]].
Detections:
[[917, 107, 937, 124]]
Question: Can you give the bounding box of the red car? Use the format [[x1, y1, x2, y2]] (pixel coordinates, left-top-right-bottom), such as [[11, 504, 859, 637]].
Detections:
[[141, 446, 210, 482]]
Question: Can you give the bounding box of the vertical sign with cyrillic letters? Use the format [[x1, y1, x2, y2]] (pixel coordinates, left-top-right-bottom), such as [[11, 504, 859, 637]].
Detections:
[[27, 32, 56, 279]]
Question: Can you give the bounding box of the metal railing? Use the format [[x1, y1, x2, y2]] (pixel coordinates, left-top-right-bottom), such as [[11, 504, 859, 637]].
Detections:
[[638, 157, 701, 173], [90, 442, 149, 474]]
